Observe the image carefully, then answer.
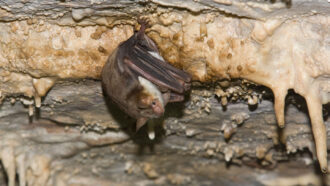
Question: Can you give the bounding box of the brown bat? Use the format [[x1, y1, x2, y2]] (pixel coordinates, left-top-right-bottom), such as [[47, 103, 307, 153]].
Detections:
[[101, 20, 191, 133]]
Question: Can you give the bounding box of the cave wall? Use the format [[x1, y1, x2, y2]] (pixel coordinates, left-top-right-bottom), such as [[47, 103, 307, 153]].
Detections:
[[0, 0, 329, 185]]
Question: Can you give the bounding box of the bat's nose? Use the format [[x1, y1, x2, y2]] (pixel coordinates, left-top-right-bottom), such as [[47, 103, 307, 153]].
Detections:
[[152, 100, 164, 116]]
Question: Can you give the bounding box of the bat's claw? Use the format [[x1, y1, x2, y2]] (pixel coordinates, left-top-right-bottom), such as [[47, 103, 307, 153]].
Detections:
[[137, 17, 151, 27]]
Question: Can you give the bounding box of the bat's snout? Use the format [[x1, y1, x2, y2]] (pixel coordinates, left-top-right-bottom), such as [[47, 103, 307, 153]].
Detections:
[[151, 100, 164, 116]]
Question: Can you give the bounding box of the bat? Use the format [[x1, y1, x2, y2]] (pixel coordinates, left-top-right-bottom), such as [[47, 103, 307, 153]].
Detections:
[[101, 19, 191, 138]]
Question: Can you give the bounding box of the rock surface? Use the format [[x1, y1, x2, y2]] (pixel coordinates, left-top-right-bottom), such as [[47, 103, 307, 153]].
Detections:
[[0, 80, 326, 185], [0, 0, 329, 185]]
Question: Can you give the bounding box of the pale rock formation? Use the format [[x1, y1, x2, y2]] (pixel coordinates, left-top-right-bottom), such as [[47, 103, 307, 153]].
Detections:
[[0, 0, 328, 184]]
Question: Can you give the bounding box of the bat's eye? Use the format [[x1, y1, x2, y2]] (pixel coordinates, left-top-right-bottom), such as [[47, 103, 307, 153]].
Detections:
[[152, 101, 156, 106]]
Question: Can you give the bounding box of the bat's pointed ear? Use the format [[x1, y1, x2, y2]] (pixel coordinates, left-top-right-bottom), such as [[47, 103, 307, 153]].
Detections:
[[136, 117, 148, 132]]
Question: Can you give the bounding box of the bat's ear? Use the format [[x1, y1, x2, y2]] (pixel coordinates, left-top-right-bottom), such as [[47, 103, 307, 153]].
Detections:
[[136, 117, 148, 131]]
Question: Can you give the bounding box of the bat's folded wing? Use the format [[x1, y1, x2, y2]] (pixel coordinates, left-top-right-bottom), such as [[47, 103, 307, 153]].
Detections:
[[123, 44, 190, 94]]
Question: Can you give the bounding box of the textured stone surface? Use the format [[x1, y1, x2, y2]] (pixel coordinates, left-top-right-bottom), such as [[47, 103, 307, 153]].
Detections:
[[0, 0, 329, 185], [0, 80, 327, 185]]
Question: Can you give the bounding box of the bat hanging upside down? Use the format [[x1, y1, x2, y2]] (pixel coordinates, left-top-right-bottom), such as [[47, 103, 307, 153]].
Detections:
[[101, 20, 191, 137]]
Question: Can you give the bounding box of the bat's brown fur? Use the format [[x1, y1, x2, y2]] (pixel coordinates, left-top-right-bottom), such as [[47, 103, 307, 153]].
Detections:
[[101, 20, 191, 131]]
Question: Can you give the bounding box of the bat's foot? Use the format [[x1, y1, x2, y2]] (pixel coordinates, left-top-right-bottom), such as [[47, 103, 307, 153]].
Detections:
[[137, 17, 151, 33]]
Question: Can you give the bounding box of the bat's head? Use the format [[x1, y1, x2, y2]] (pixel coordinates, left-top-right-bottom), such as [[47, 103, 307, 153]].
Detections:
[[137, 76, 165, 118]]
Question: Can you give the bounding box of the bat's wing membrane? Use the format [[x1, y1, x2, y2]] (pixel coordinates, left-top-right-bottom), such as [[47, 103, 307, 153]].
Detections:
[[134, 44, 191, 83], [122, 48, 183, 93], [117, 30, 191, 94]]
